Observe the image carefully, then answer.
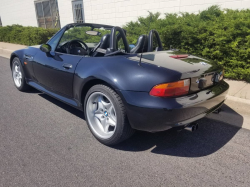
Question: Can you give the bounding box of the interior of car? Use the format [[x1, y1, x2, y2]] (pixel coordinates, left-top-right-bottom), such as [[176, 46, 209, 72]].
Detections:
[[54, 24, 163, 57]]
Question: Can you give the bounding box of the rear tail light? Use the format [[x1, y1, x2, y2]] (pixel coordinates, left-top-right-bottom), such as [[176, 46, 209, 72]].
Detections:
[[150, 79, 190, 97]]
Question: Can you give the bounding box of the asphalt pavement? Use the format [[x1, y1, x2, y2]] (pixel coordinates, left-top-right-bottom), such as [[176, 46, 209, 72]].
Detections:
[[1, 56, 250, 186]]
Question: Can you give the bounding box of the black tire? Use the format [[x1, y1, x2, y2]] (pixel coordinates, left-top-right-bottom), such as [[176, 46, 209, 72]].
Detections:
[[11, 57, 30, 91], [84, 84, 135, 145]]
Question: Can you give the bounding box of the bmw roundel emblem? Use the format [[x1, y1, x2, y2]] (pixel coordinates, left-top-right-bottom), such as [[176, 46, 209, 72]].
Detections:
[[104, 111, 108, 117]]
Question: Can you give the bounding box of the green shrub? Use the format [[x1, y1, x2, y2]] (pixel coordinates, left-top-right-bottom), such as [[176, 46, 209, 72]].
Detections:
[[124, 6, 250, 82], [1, 6, 250, 81], [0, 25, 59, 46]]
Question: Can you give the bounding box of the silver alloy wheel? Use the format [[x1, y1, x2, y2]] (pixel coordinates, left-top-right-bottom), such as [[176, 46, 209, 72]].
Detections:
[[12, 61, 22, 87], [86, 92, 117, 139]]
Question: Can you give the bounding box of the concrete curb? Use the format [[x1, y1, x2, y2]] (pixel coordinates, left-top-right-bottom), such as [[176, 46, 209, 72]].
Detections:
[[227, 95, 250, 105], [0, 42, 27, 59], [0, 48, 12, 59]]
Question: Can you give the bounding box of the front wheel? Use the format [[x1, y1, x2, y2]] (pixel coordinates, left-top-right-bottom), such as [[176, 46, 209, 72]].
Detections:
[[12, 57, 30, 91], [84, 84, 134, 145]]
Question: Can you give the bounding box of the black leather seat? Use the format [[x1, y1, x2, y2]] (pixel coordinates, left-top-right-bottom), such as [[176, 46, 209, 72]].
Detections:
[[92, 34, 110, 57], [130, 35, 148, 54]]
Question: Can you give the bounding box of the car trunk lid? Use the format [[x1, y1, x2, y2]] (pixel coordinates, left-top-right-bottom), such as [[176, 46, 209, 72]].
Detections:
[[138, 50, 223, 93]]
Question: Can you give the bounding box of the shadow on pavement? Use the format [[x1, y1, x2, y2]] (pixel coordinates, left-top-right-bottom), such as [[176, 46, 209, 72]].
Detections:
[[113, 104, 243, 157], [37, 92, 243, 157], [38, 93, 85, 120], [206, 103, 244, 129]]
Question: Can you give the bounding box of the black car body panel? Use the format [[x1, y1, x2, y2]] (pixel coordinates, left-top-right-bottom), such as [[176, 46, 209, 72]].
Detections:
[[120, 80, 228, 131], [10, 23, 229, 132]]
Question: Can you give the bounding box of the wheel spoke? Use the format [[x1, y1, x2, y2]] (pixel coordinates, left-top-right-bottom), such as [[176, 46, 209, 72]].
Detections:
[[15, 65, 18, 72], [100, 117, 107, 128], [108, 106, 116, 121], [17, 73, 22, 79], [94, 110, 103, 120], [103, 123, 110, 133], [107, 105, 115, 115], [107, 117, 116, 127], [97, 95, 104, 110], [102, 100, 111, 110], [94, 109, 102, 114]]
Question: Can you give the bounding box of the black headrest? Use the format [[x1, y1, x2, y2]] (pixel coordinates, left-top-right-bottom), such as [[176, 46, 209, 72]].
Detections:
[[130, 35, 148, 53], [99, 34, 110, 49], [92, 34, 110, 57]]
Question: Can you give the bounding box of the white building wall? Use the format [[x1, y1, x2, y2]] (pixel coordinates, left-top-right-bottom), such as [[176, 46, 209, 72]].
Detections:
[[0, 0, 250, 27], [0, 0, 37, 27], [83, 0, 250, 27], [57, 0, 74, 27], [0, 0, 75, 28]]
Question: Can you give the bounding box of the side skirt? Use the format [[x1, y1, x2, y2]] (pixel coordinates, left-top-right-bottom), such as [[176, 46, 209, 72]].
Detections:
[[27, 80, 83, 111]]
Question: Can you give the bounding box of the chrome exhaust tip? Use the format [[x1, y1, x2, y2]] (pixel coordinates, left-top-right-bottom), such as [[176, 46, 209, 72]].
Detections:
[[184, 123, 199, 132]]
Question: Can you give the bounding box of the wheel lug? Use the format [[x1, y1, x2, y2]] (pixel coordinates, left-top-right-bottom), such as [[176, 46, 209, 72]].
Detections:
[[107, 118, 109, 120]]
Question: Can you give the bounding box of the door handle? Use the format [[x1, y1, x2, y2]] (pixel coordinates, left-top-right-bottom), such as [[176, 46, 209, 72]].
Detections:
[[62, 63, 72, 69]]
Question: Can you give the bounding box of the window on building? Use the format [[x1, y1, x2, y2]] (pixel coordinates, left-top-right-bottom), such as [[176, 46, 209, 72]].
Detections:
[[34, 0, 61, 29], [72, 0, 85, 23]]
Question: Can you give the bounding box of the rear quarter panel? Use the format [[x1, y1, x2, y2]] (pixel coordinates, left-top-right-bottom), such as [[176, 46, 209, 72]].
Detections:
[[73, 54, 182, 102]]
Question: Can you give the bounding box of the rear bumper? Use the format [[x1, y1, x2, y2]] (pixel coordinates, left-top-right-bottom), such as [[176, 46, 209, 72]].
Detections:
[[120, 80, 229, 132]]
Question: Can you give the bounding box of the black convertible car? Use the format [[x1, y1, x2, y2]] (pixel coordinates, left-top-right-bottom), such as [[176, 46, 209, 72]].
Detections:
[[10, 23, 229, 145]]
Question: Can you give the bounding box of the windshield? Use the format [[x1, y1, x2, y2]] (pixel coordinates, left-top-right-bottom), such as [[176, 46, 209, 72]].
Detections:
[[59, 25, 111, 47]]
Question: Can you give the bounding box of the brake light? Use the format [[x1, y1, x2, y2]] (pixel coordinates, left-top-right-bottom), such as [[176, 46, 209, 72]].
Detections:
[[150, 79, 190, 97], [170, 55, 189, 59]]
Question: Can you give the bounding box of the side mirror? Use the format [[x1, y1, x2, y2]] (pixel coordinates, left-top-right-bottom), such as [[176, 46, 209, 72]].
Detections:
[[40, 44, 51, 53]]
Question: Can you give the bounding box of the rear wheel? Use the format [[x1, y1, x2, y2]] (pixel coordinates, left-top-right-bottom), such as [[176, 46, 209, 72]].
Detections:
[[84, 84, 134, 145], [12, 57, 30, 91]]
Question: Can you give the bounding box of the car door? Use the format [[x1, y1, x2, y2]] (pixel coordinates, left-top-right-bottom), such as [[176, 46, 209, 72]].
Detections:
[[33, 51, 82, 98], [33, 27, 83, 98]]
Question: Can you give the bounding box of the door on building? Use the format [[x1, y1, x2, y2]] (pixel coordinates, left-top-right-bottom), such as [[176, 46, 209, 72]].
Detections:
[[72, 0, 85, 23], [34, 0, 61, 29]]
